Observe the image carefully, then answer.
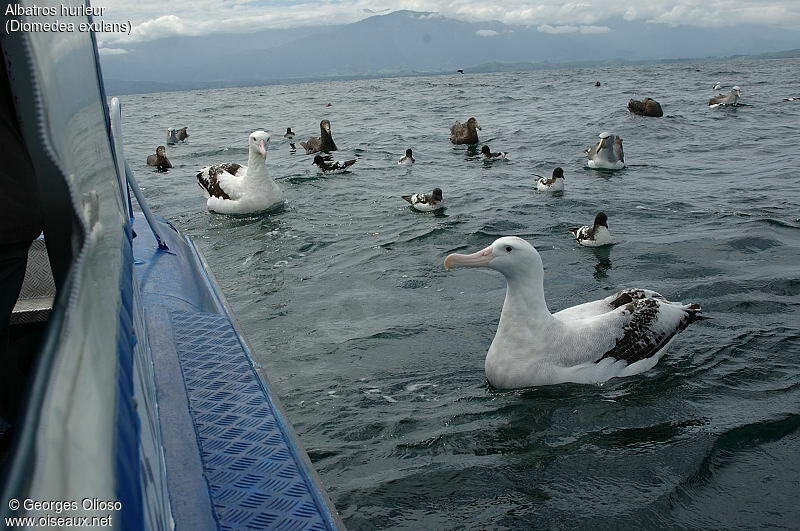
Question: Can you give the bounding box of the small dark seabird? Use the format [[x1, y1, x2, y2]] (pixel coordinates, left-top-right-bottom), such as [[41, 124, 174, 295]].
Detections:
[[284, 127, 296, 149], [595, 81, 601, 87], [398, 149, 415, 165], [300, 119, 338, 154], [627, 97, 663, 117], [457, 69, 464, 74], [450, 117, 481, 145], [709, 86, 740, 107], [480, 145, 508, 160], [536, 167, 565, 192], [401, 188, 443, 211], [570, 212, 612, 247], [784, 97, 799, 101], [146, 145, 172, 172], [312, 154, 356, 173]]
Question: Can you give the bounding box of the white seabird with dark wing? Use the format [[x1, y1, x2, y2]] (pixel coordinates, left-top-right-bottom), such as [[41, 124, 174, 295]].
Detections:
[[585, 132, 624, 170], [398, 149, 415, 165], [481, 145, 508, 160], [444, 236, 706, 388], [570, 212, 612, 246], [196, 130, 283, 215], [312, 154, 356, 173], [536, 167, 565, 192], [402, 188, 443, 211]]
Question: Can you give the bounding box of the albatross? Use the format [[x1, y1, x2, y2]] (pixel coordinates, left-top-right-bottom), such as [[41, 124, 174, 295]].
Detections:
[[196, 130, 283, 214], [585, 132, 625, 170], [444, 236, 706, 388], [709, 86, 740, 107]]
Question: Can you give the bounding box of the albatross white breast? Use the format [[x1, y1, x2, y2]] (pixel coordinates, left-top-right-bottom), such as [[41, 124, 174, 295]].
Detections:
[[196, 130, 284, 215], [444, 236, 706, 388]]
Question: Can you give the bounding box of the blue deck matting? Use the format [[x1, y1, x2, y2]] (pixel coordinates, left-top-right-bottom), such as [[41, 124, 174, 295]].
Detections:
[[171, 310, 333, 530]]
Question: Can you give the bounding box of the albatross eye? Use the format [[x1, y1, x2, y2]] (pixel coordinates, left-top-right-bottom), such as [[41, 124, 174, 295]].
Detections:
[[505, 246, 513, 252]]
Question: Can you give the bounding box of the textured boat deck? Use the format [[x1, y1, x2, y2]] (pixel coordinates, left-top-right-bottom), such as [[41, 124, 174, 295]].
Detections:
[[133, 215, 341, 530], [171, 311, 331, 530]]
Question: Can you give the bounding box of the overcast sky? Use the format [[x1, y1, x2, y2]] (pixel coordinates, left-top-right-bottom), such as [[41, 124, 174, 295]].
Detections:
[[97, 0, 800, 46]]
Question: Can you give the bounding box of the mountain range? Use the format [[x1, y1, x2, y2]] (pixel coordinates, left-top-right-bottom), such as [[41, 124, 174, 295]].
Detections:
[[100, 10, 800, 95]]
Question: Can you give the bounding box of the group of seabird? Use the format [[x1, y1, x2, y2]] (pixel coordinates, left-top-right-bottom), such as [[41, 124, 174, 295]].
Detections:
[[152, 82, 719, 389], [436, 81, 720, 387]]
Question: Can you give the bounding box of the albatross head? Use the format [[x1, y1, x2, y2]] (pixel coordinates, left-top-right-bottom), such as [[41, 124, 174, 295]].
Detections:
[[155, 145, 166, 156], [249, 130, 270, 158], [444, 236, 543, 280], [320, 119, 331, 133]]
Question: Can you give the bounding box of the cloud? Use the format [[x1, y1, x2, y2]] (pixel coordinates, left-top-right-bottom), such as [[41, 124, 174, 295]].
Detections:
[[537, 24, 609, 34], [98, 47, 128, 55], [475, 29, 499, 36], [96, 0, 800, 44]]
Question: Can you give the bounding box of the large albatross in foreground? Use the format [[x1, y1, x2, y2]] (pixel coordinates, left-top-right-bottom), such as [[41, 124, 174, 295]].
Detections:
[[196, 130, 283, 214], [444, 236, 706, 388]]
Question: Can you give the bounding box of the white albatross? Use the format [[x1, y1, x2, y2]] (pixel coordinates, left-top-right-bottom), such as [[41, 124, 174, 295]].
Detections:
[[444, 236, 706, 388], [585, 132, 625, 170], [196, 130, 284, 214]]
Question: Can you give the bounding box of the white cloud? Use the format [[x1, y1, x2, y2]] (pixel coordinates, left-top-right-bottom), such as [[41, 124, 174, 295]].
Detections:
[[98, 47, 128, 55], [96, 0, 800, 44], [476, 29, 499, 36]]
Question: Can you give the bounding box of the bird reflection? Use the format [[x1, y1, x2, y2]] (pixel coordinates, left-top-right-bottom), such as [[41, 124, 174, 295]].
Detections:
[[592, 246, 613, 280]]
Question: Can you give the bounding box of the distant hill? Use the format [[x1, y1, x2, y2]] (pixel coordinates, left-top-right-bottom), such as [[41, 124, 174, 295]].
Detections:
[[100, 10, 800, 95]]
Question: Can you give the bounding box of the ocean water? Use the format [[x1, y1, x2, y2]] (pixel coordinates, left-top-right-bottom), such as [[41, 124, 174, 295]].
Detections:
[[119, 58, 800, 529]]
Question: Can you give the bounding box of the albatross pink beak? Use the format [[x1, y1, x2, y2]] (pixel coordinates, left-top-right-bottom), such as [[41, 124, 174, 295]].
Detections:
[[257, 139, 267, 156], [444, 246, 493, 270]]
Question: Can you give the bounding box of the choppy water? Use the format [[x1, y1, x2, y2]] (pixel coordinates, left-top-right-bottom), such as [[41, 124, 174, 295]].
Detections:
[[119, 58, 800, 529]]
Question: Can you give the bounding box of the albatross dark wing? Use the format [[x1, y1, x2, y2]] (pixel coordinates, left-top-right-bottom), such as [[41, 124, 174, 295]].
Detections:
[[197, 163, 241, 199], [598, 297, 705, 365]]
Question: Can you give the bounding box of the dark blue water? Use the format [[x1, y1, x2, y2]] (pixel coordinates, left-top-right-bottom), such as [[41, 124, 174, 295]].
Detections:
[[120, 57, 800, 529]]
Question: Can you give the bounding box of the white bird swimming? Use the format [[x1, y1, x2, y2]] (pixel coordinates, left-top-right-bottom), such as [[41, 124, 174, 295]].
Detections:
[[443, 236, 706, 388], [585, 132, 624, 170], [570, 212, 612, 247], [709, 86, 740, 107], [401, 188, 443, 211], [196, 130, 284, 215], [536, 167, 565, 192], [398, 149, 415, 165]]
